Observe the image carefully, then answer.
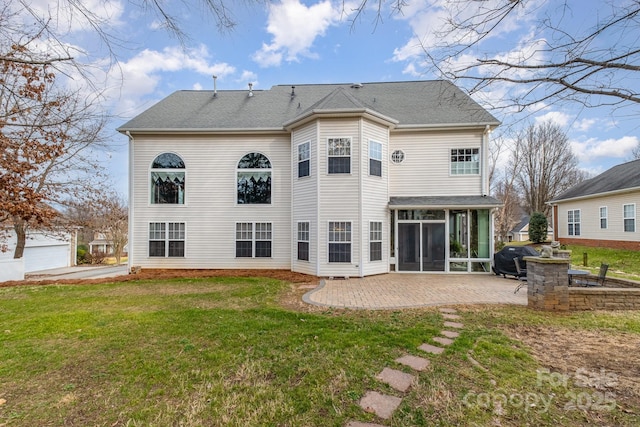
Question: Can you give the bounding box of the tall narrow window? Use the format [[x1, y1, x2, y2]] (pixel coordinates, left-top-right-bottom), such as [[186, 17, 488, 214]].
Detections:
[[237, 153, 272, 204], [236, 222, 273, 257], [624, 204, 636, 232], [600, 206, 608, 229], [151, 153, 185, 204], [297, 222, 310, 261], [369, 141, 382, 177], [370, 221, 383, 261], [298, 142, 310, 178], [328, 138, 351, 174], [568, 209, 581, 236], [450, 148, 480, 175], [328, 221, 351, 263], [149, 222, 185, 257]]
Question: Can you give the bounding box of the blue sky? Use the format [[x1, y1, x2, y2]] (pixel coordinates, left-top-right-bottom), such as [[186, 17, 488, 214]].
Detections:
[[21, 0, 640, 195]]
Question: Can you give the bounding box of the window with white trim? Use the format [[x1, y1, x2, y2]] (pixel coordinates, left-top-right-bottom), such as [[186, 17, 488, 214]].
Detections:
[[151, 153, 185, 204], [600, 206, 608, 229], [236, 222, 272, 257], [369, 140, 382, 177], [298, 141, 310, 178], [623, 204, 636, 232], [328, 221, 351, 263], [370, 221, 382, 261], [568, 209, 581, 236], [297, 221, 310, 261], [328, 138, 351, 174], [450, 148, 480, 175], [149, 222, 185, 257]]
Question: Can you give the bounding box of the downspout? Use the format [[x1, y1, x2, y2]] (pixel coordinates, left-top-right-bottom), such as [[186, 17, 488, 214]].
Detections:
[[126, 131, 134, 273], [359, 118, 364, 278], [482, 125, 490, 196]]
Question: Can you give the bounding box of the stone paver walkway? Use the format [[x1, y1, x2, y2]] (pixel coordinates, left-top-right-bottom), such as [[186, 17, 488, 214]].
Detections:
[[303, 273, 525, 309], [349, 306, 466, 425]]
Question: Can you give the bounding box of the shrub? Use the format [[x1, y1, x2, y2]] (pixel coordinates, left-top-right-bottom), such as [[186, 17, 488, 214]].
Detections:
[[529, 212, 548, 243]]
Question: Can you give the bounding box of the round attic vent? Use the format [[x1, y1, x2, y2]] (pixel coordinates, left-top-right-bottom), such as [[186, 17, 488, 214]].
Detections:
[[350, 83, 363, 88]]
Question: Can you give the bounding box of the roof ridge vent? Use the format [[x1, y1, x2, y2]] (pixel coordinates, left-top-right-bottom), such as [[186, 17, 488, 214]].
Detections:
[[350, 83, 363, 89]]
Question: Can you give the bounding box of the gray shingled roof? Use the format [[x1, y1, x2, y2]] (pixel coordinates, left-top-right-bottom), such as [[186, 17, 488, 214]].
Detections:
[[389, 196, 502, 208], [551, 159, 640, 202], [117, 80, 499, 132]]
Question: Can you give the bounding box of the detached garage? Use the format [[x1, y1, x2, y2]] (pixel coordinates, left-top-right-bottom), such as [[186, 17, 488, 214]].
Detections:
[[0, 230, 76, 281]]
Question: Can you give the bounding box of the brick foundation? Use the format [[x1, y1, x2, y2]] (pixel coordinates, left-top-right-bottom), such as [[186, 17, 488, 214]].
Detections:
[[559, 238, 640, 251]]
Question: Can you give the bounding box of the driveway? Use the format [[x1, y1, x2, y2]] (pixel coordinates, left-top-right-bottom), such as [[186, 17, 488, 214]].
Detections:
[[26, 265, 129, 281], [303, 273, 527, 309]]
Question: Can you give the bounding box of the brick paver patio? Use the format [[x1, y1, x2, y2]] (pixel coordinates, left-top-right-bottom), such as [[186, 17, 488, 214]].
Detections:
[[303, 273, 526, 309]]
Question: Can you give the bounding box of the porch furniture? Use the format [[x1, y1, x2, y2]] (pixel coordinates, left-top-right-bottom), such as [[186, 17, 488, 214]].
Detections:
[[568, 268, 589, 286], [575, 263, 609, 287]]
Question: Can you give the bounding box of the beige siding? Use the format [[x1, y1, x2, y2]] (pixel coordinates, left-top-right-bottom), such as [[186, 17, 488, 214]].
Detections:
[[389, 130, 484, 196], [556, 191, 640, 242], [130, 134, 291, 269], [291, 123, 319, 275]]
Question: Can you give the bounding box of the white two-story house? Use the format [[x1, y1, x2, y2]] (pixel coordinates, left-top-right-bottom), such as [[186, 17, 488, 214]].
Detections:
[[118, 80, 501, 276]]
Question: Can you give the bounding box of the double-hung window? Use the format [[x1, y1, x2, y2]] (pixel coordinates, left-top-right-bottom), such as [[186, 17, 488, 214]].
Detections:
[[328, 221, 351, 262], [600, 206, 608, 229], [369, 141, 382, 177], [568, 209, 581, 236], [297, 222, 310, 261], [623, 204, 636, 232], [298, 142, 310, 178], [236, 222, 272, 257], [328, 138, 351, 174], [149, 222, 185, 257], [450, 148, 480, 175], [370, 221, 382, 261]]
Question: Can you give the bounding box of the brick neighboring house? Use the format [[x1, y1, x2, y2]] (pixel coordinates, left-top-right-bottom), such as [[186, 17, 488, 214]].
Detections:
[[118, 80, 502, 276], [548, 159, 640, 250]]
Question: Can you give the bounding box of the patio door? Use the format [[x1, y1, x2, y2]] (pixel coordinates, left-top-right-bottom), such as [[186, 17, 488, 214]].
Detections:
[[398, 223, 445, 272]]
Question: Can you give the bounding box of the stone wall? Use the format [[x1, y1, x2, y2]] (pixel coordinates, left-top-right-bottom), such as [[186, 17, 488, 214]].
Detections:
[[569, 288, 640, 310], [524, 256, 640, 311]]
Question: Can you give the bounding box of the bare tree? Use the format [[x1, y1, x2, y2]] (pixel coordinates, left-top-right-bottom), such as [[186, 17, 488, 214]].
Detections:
[[632, 141, 640, 159], [0, 25, 109, 258], [414, 0, 640, 113], [512, 121, 586, 216], [94, 194, 128, 265]]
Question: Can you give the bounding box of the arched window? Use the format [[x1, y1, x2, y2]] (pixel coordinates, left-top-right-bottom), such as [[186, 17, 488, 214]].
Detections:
[[151, 153, 185, 204], [237, 153, 271, 204]]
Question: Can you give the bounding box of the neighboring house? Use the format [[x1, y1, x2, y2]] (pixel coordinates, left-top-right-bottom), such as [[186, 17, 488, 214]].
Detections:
[[89, 232, 114, 255], [507, 215, 554, 242], [0, 229, 76, 281], [118, 80, 501, 276], [548, 159, 640, 250]]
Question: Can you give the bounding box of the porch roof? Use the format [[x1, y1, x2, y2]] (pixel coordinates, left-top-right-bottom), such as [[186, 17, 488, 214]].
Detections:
[[389, 196, 502, 209]]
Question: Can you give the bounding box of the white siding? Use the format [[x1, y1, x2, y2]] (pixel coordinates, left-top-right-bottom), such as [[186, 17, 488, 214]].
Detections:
[[291, 123, 319, 275], [130, 134, 291, 269], [389, 130, 484, 196], [361, 119, 390, 276], [556, 191, 640, 242], [317, 118, 362, 277]]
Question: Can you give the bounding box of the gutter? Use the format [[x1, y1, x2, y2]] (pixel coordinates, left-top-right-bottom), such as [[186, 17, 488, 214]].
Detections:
[[548, 186, 640, 205], [125, 131, 134, 274]]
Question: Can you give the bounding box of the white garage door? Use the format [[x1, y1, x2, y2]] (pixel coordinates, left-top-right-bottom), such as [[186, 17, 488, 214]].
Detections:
[[24, 245, 70, 273]]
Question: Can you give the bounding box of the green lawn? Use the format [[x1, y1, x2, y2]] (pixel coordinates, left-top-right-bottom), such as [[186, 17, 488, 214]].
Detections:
[[1, 277, 639, 426]]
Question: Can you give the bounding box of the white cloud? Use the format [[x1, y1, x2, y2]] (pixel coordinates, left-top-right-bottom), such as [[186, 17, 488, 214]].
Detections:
[[571, 136, 640, 163], [252, 0, 355, 67], [98, 45, 235, 116], [534, 111, 571, 127], [238, 70, 259, 86], [17, 0, 125, 32], [574, 118, 597, 132]]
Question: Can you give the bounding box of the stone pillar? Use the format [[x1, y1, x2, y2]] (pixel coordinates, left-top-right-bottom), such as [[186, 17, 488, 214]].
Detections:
[[524, 256, 570, 311]]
